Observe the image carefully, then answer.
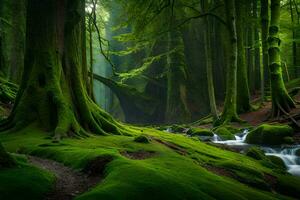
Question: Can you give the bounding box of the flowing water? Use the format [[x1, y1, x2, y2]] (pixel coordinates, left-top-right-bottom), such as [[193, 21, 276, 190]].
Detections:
[[262, 146, 300, 176], [211, 129, 300, 176], [212, 129, 249, 146]]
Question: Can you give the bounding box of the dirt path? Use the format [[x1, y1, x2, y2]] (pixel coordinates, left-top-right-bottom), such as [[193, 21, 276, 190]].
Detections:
[[28, 156, 102, 200]]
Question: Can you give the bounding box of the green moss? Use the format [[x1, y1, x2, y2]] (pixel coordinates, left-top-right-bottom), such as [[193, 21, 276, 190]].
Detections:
[[245, 124, 294, 145], [0, 158, 54, 200], [170, 124, 186, 133], [187, 128, 213, 137], [134, 135, 150, 143], [245, 147, 266, 160], [0, 143, 15, 168], [283, 137, 294, 144], [267, 156, 286, 169], [0, 125, 298, 200], [276, 175, 300, 199], [215, 127, 235, 140]]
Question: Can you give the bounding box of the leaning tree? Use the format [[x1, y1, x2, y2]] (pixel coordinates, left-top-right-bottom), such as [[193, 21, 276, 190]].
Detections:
[[0, 0, 123, 139]]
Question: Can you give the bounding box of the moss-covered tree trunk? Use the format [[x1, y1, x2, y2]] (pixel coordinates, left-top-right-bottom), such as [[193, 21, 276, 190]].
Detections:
[[1, 0, 121, 139], [165, 29, 190, 123], [268, 0, 295, 117], [261, 0, 269, 100], [218, 0, 240, 124], [204, 16, 218, 120], [0, 0, 26, 82], [235, 0, 251, 113]]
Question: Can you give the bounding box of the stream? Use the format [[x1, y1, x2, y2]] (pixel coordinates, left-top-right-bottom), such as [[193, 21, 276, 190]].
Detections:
[[211, 129, 300, 176]]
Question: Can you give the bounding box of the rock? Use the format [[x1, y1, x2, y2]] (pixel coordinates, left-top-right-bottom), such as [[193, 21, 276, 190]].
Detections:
[[245, 147, 265, 160], [215, 127, 235, 140], [283, 137, 294, 144], [245, 124, 293, 145], [296, 149, 300, 156], [187, 128, 213, 137], [134, 135, 150, 143], [267, 156, 286, 169], [170, 124, 187, 133]]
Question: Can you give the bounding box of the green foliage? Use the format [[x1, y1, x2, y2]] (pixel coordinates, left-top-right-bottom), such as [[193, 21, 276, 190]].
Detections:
[[245, 124, 294, 145]]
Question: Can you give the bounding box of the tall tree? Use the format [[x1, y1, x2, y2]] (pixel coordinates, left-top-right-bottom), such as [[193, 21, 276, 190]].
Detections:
[[0, 0, 122, 139], [218, 0, 240, 124], [261, 0, 269, 102], [268, 0, 295, 117], [235, 0, 251, 113], [165, 28, 191, 123]]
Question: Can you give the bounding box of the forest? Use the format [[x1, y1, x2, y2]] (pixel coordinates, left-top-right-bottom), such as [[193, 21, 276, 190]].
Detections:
[[0, 0, 300, 199]]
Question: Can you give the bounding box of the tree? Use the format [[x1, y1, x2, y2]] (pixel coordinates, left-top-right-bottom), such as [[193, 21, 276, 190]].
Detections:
[[268, 0, 295, 117], [0, 0, 122, 139], [217, 0, 240, 124], [165, 28, 191, 123], [235, 0, 251, 113], [261, 0, 269, 102]]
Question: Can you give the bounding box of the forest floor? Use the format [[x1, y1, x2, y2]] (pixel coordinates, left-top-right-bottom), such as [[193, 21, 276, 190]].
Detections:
[[0, 122, 300, 200], [1, 84, 300, 199], [29, 156, 102, 200]]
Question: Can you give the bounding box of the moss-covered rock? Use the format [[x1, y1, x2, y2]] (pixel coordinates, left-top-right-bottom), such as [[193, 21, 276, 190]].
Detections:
[[187, 128, 213, 137], [267, 156, 286, 169], [134, 135, 150, 143], [170, 124, 187, 133], [245, 147, 265, 160], [245, 124, 294, 145], [0, 143, 15, 169], [296, 149, 300, 156], [215, 127, 235, 140], [283, 137, 294, 144]]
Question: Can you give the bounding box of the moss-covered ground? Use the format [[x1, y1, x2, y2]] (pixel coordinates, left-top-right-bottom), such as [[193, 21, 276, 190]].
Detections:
[[0, 123, 300, 200]]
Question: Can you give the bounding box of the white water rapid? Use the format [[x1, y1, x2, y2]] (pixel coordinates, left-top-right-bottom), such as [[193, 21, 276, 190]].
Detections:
[[262, 146, 300, 176]]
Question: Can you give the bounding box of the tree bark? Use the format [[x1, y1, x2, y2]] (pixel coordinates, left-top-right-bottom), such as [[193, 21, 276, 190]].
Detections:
[[1, 0, 121, 139], [204, 15, 218, 119], [235, 0, 251, 113], [165, 29, 191, 123], [261, 0, 269, 99], [218, 0, 240, 124], [268, 0, 295, 117]]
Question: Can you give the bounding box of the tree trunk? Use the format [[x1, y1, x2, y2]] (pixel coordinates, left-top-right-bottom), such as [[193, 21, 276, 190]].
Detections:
[[235, 0, 251, 113], [1, 0, 121, 139], [261, 0, 269, 99], [218, 0, 240, 124], [268, 0, 295, 117], [204, 16, 218, 119], [165, 29, 191, 123]]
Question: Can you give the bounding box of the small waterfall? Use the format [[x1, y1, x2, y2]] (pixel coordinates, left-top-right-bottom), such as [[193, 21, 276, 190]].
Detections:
[[212, 129, 249, 145], [212, 133, 221, 142], [262, 146, 300, 176]]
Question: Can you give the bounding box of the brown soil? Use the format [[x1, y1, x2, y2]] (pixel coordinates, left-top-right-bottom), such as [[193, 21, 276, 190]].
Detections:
[[29, 156, 103, 200], [239, 102, 271, 126], [120, 150, 157, 160]]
